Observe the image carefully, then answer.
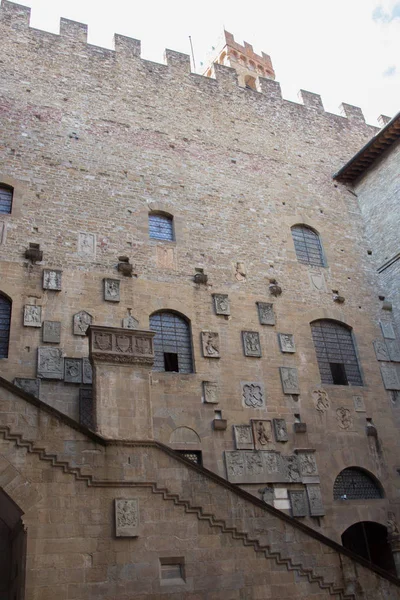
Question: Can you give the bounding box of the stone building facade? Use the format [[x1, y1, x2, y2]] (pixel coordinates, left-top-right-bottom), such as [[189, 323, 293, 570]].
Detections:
[[0, 1, 400, 598]]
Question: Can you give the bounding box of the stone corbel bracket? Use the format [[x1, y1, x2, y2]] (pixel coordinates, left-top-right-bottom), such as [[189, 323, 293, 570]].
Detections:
[[88, 325, 155, 366]]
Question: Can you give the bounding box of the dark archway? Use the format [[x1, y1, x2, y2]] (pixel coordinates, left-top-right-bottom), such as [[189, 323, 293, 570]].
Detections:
[[0, 488, 26, 599], [342, 521, 396, 575]]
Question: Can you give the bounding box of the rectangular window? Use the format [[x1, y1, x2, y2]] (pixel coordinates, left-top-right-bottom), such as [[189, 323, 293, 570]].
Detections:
[[330, 363, 348, 385], [164, 352, 179, 372], [160, 557, 185, 584]]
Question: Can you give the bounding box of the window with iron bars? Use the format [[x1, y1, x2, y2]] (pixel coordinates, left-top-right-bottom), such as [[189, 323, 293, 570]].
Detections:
[[311, 320, 362, 386], [334, 468, 383, 500], [149, 213, 174, 241], [291, 225, 325, 267], [150, 312, 193, 373]]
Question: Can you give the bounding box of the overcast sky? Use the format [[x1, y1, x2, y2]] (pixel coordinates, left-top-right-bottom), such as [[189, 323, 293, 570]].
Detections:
[[7, 0, 400, 126]]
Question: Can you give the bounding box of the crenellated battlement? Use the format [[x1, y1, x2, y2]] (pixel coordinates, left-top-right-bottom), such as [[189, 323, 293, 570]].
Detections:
[[0, 0, 383, 127]]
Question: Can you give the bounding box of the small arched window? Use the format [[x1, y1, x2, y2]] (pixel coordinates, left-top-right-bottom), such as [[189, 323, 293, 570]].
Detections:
[[150, 311, 193, 373], [149, 212, 174, 241], [311, 320, 362, 386], [0, 293, 12, 358], [334, 468, 383, 500], [291, 225, 325, 267], [0, 184, 13, 214]]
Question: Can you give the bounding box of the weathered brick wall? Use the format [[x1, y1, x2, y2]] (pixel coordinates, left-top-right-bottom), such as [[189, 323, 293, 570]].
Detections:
[[0, 0, 399, 552], [354, 139, 400, 331]]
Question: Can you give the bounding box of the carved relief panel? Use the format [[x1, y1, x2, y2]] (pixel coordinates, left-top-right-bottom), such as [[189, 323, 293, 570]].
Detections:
[[82, 358, 93, 384], [78, 232, 96, 257], [353, 395, 366, 412], [104, 278, 120, 302], [242, 331, 261, 357], [279, 367, 300, 395], [380, 321, 396, 339], [289, 490, 307, 518], [373, 340, 389, 361], [295, 450, 318, 482], [251, 419, 272, 449], [115, 498, 139, 537], [201, 331, 220, 358], [278, 333, 295, 353], [273, 418, 288, 442], [64, 358, 82, 383], [122, 314, 139, 329], [212, 293, 230, 316], [256, 302, 275, 325], [89, 326, 154, 365], [306, 485, 325, 516], [37, 347, 64, 380], [43, 269, 62, 291], [233, 425, 254, 450], [336, 407, 353, 430], [312, 388, 329, 412], [387, 340, 400, 362], [13, 378, 40, 398], [380, 364, 400, 390], [203, 381, 219, 404], [241, 382, 265, 409], [42, 321, 61, 343], [308, 271, 327, 292], [73, 311, 93, 336], [23, 305, 42, 327]]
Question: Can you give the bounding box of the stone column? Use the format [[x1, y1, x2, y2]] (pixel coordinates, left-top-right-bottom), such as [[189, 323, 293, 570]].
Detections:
[[88, 325, 155, 440]]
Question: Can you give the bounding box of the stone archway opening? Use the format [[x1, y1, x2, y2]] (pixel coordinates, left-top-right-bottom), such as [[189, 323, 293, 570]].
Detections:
[[0, 488, 26, 600], [342, 521, 396, 575]]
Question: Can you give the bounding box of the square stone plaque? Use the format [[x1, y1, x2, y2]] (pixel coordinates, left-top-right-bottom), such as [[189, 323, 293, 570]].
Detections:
[[78, 232, 96, 257], [373, 340, 389, 361], [64, 358, 82, 384], [42, 321, 61, 343], [201, 331, 220, 358], [82, 358, 93, 385], [273, 418, 288, 442], [203, 381, 218, 403], [380, 321, 396, 339], [353, 395, 366, 412], [233, 425, 254, 450], [43, 269, 62, 291], [279, 367, 300, 395], [13, 378, 40, 398], [306, 484, 325, 517], [387, 339, 400, 362], [251, 419, 273, 449], [256, 302, 275, 326], [241, 382, 265, 409], [278, 333, 295, 353], [289, 490, 307, 518], [242, 331, 261, 357], [212, 293, 230, 316], [380, 364, 400, 390], [23, 305, 42, 327], [104, 278, 120, 302], [295, 450, 318, 479], [115, 498, 139, 537], [37, 347, 64, 380]]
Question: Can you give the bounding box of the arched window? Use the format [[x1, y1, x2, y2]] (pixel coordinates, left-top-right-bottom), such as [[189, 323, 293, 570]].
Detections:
[[0, 293, 12, 358], [150, 311, 193, 373], [291, 225, 325, 267], [311, 320, 362, 386], [0, 184, 13, 214], [334, 468, 383, 500], [149, 212, 174, 241]]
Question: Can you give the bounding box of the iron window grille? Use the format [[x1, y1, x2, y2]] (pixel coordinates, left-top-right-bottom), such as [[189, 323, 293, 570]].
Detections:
[[0, 294, 11, 358], [176, 450, 202, 465], [311, 320, 362, 386], [149, 213, 174, 241], [0, 184, 13, 214], [291, 225, 325, 267], [334, 468, 383, 500], [150, 312, 193, 373]]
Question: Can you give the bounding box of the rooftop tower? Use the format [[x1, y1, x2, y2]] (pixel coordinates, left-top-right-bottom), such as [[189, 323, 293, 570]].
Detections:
[[202, 30, 275, 91]]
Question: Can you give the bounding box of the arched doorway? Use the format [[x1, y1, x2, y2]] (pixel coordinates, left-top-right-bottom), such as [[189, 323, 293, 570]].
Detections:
[[342, 521, 396, 575], [0, 488, 26, 599]]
